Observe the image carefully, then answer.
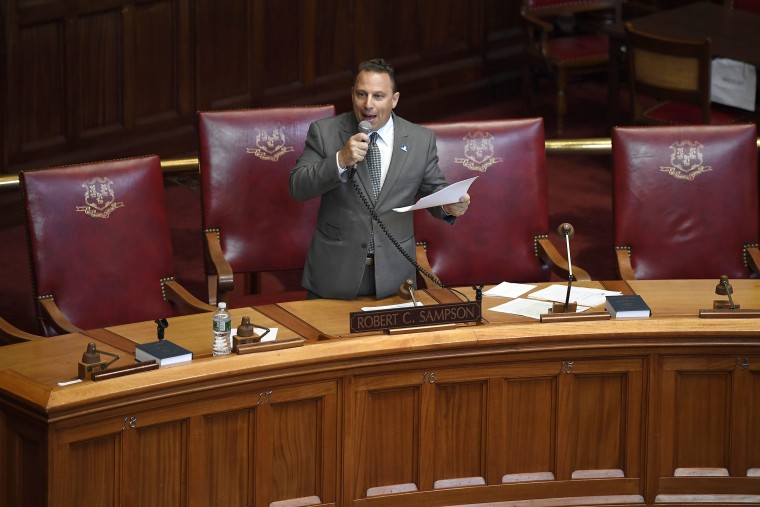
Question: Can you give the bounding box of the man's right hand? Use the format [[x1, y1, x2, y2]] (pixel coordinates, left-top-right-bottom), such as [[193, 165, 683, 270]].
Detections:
[[338, 132, 369, 168]]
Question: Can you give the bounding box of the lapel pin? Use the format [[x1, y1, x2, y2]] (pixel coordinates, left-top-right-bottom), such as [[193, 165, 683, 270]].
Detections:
[[401, 145, 409, 152]]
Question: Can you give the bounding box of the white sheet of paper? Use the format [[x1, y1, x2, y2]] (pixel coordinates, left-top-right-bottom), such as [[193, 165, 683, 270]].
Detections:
[[361, 301, 423, 311], [490, 298, 553, 320], [483, 281, 536, 299], [711, 58, 757, 112], [528, 285, 621, 307], [230, 326, 278, 345], [490, 298, 590, 320], [393, 176, 478, 212]]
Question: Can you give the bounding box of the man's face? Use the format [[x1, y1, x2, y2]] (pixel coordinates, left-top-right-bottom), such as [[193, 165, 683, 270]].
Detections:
[[352, 71, 399, 131]]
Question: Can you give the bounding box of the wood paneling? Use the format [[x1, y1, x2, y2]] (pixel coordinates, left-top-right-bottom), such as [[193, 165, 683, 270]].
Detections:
[[0, 0, 516, 173], [747, 362, 760, 474], [2, 316, 760, 505], [65, 435, 119, 506], [202, 410, 252, 507]]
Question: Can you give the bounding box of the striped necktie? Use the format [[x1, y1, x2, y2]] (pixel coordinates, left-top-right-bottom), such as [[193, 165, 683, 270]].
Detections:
[[367, 132, 381, 200], [366, 132, 381, 254]]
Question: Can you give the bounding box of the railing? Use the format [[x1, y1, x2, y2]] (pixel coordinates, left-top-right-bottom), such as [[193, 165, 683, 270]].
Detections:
[[1, 137, 758, 191]]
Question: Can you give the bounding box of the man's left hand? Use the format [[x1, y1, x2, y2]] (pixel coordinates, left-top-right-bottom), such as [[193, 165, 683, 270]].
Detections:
[[443, 193, 470, 217]]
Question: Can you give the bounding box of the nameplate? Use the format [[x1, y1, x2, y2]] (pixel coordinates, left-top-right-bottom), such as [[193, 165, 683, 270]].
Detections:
[[350, 302, 481, 333]]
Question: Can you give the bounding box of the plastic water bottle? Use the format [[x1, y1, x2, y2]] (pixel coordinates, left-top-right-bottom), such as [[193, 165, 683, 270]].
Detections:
[[212, 302, 232, 356]]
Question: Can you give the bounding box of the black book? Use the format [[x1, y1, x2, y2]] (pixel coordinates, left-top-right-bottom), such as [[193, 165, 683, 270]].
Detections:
[[135, 339, 193, 366], [605, 295, 652, 319]]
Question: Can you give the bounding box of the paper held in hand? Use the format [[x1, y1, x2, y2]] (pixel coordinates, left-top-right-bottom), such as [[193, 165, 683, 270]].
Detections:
[[393, 176, 477, 212]]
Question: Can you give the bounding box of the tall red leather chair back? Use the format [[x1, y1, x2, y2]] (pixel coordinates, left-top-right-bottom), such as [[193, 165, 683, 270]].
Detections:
[[415, 118, 551, 286], [198, 106, 335, 303], [612, 124, 759, 279], [21, 155, 181, 333]]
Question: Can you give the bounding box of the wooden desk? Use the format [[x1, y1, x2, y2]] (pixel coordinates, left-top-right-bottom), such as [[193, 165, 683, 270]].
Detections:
[[605, 1, 760, 125], [1, 281, 759, 507]]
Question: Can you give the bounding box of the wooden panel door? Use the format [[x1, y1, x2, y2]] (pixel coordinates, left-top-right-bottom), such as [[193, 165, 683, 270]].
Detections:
[[492, 357, 644, 499], [494, 360, 561, 482], [347, 366, 490, 502], [48, 379, 339, 507], [188, 380, 339, 507], [740, 356, 760, 477], [557, 357, 644, 482], [253, 380, 339, 507], [52, 411, 191, 507], [1, 410, 47, 507], [348, 370, 426, 501], [426, 368, 489, 491], [657, 354, 760, 500]]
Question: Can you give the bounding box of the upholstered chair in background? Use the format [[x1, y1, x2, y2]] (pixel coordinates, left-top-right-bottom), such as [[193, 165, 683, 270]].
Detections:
[[21, 155, 214, 336], [612, 124, 759, 280]]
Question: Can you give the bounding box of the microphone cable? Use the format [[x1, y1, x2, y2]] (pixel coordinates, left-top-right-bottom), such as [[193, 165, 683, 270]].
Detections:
[[350, 174, 470, 301]]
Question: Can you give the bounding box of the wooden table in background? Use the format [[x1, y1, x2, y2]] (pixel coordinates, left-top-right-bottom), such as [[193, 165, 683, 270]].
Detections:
[[604, 1, 760, 126]]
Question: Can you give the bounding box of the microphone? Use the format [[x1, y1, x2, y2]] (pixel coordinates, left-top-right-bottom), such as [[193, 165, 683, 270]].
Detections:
[[715, 275, 738, 310], [78, 342, 120, 380], [155, 318, 168, 340], [348, 121, 373, 180], [358, 120, 372, 136], [397, 279, 419, 306], [556, 222, 576, 313]]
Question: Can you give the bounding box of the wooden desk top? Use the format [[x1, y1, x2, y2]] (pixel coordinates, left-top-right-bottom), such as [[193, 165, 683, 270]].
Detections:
[[0, 279, 758, 415], [105, 306, 300, 356], [630, 278, 760, 315]]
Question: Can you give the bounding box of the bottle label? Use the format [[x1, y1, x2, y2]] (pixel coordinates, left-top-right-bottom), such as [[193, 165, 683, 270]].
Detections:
[[213, 319, 231, 332]]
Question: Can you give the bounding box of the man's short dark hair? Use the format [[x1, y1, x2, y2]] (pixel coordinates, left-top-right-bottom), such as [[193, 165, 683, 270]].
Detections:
[[356, 58, 396, 92]]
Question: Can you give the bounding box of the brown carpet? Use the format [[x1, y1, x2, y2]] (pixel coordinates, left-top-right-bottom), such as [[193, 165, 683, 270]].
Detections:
[[0, 78, 617, 333]]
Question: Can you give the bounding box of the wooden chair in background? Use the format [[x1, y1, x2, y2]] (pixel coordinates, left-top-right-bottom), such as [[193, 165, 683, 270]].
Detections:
[[20, 155, 214, 336], [414, 117, 589, 289], [612, 124, 760, 280], [198, 105, 335, 305], [625, 22, 748, 125], [522, 0, 621, 136]]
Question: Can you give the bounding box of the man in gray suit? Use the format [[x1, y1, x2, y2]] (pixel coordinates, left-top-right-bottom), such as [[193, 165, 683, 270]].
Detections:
[[290, 58, 470, 299]]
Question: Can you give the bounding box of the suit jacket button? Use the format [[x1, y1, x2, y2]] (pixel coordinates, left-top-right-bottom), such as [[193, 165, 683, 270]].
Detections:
[[361, 243, 367, 248]]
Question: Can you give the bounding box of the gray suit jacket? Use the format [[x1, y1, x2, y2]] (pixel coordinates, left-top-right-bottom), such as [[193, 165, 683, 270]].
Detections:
[[290, 112, 452, 299]]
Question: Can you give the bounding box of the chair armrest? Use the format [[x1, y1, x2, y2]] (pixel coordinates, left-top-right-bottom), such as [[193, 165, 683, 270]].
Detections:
[[163, 280, 217, 314], [415, 242, 443, 289], [615, 247, 636, 281], [204, 230, 235, 303], [39, 298, 83, 335], [0, 317, 42, 345], [536, 237, 591, 281], [746, 245, 760, 275]]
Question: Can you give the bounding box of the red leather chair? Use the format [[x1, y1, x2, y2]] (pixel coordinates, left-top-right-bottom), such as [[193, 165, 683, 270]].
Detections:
[[612, 124, 760, 280], [414, 117, 589, 288], [21, 155, 214, 336], [198, 105, 335, 305], [522, 0, 621, 136]]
